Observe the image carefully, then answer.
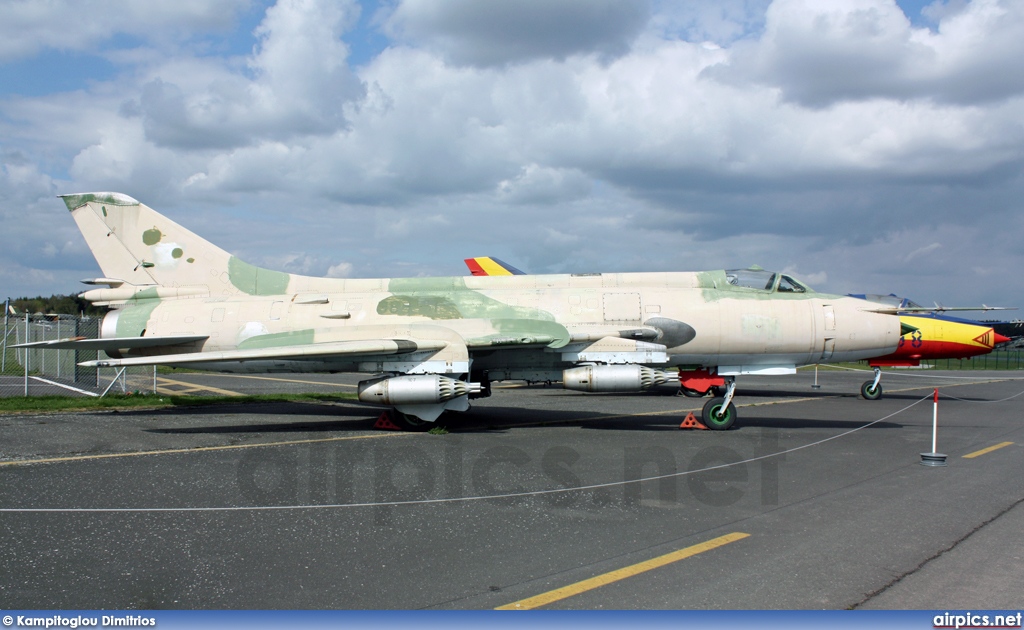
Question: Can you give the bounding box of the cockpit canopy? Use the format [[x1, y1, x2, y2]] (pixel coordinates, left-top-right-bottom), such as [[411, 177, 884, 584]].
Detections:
[[849, 293, 923, 309], [725, 268, 812, 293]]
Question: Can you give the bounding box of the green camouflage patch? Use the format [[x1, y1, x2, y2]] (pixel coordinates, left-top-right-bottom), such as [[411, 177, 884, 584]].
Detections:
[[115, 299, 160, 337], [60, 192, 138, 211], [238, 329, 316, 349], [386, 277, 556, 321], [228, 256, 291, 296]]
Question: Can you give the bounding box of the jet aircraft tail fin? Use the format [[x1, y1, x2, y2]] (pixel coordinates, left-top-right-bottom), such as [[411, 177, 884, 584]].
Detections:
[[61, 192, 291, 299], [464, 257, 526, 276]]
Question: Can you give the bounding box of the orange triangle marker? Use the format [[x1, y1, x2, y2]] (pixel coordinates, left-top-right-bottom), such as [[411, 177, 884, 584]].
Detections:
[[974, 330, 993, 347], [679, 412, 709, 430], [373, 411, 403, 431]]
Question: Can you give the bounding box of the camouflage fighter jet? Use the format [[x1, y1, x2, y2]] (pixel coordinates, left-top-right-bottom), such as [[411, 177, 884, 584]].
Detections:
[[466, 259, 1014, 402], [18, 193, 903, 430]]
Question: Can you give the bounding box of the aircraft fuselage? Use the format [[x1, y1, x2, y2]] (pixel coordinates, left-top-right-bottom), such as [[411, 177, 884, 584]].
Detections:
[[100, 270, 899, 377]]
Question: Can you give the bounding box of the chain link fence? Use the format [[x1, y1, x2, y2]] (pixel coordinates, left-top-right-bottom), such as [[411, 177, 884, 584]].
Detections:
[[926, 349, 1024, 371], [1, 313, 157, 398]]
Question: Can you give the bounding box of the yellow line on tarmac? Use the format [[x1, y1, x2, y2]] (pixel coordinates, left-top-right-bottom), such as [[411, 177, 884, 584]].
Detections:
[[156, 377, 243, 397], [194, 373, 358, 389], [496, 532, 750, 610], [156, 386, 205, 395], [963, 441, 1014, 459], [0, 432, 408, 467]]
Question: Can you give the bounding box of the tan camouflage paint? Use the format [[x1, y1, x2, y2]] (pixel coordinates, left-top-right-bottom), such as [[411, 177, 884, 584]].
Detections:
[[59, 193, 901, 378]]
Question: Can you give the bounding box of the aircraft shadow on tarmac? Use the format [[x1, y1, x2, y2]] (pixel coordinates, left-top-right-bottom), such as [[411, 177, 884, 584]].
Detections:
[[434, 406, 906, 433], [124, 394, 912, 434], [110, 400, 369, 419], [146, 418, 377, 434], [573, 415, 903, 432], [120, 401, 382, 434], [531, 386, 926, 402]]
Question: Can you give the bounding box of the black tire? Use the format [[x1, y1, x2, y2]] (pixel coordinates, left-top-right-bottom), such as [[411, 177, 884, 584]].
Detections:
[[701, 397, 737, 430], [680, 387, 706, 398], [860, 381, 883, 400], [390, 409, 433, 432]]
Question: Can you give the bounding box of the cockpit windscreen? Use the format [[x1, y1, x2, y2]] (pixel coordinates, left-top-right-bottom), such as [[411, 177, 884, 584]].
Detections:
[[726, 269, 777, 290], [725, 269, 811, 293]]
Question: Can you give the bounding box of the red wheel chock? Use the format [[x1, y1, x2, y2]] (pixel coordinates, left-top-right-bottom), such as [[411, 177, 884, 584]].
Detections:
[[373, 411, 403, 431], [679, 412, 709, 430]]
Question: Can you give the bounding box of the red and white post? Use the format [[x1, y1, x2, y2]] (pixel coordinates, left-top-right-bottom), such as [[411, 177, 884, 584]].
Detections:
[[921, 388, 947, 466]]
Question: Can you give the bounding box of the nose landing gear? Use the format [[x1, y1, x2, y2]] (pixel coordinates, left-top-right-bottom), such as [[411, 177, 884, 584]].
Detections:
[[861, 367, 883, 400]]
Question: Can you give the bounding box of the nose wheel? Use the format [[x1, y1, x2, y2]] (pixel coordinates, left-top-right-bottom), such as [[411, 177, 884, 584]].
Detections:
[[861, 367, 883, 400]]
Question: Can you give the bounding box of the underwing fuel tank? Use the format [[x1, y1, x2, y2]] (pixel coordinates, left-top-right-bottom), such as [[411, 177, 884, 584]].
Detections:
[[357, 375, 482, 406], [563, 365, 674, 392]]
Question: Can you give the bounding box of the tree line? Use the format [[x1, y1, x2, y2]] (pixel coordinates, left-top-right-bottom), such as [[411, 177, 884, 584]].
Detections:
[[7, 294, 105, 317]]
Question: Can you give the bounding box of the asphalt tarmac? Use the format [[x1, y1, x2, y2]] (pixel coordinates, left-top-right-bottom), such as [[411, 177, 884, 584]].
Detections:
[[1, 368, 1022, 609]]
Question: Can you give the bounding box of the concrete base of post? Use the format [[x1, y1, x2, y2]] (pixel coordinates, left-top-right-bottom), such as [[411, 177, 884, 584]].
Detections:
[[920, 452, 948, 466]]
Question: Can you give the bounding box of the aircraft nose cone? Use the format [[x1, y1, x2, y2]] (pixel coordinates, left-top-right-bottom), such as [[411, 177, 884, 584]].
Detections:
[[994, 332, 1012, 345]]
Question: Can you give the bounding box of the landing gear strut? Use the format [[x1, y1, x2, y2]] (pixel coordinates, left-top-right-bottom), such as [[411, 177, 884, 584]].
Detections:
[[861, 367, 883, 400], [700, 377, 737, 430]]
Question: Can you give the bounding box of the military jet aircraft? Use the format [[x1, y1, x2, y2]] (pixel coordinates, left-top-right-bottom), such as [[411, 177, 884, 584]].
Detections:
[[848, 294, 1011, 400], [465, 259, 1012, 402], [18, 193, 902, 430]]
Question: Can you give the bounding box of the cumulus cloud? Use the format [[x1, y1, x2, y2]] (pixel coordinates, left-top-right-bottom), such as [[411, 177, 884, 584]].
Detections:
[[647, 0, 772, 45], [1, 0, 1023, 306], [0, 151, 95, 294], [0, 0, 249, 62], [383, 0, 651, 66], [497, 165, 592, 204], [326, 262, 354, 278], [706, 0, 1024, 106], [135, 0, 365, 151]]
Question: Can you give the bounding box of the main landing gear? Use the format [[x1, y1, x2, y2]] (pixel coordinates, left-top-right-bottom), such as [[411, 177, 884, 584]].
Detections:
[[861, 367, 883, 400], [677, 370, 737, 430], [383, 408, 434, 431], [700, 377, 737, 431]]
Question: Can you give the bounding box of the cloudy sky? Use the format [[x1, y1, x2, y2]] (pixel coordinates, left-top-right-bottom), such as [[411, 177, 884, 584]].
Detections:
[[1, 0, 1022, 308]]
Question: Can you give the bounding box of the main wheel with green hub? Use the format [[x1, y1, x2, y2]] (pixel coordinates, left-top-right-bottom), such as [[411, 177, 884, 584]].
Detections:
[[701, 397, 737, 430]]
